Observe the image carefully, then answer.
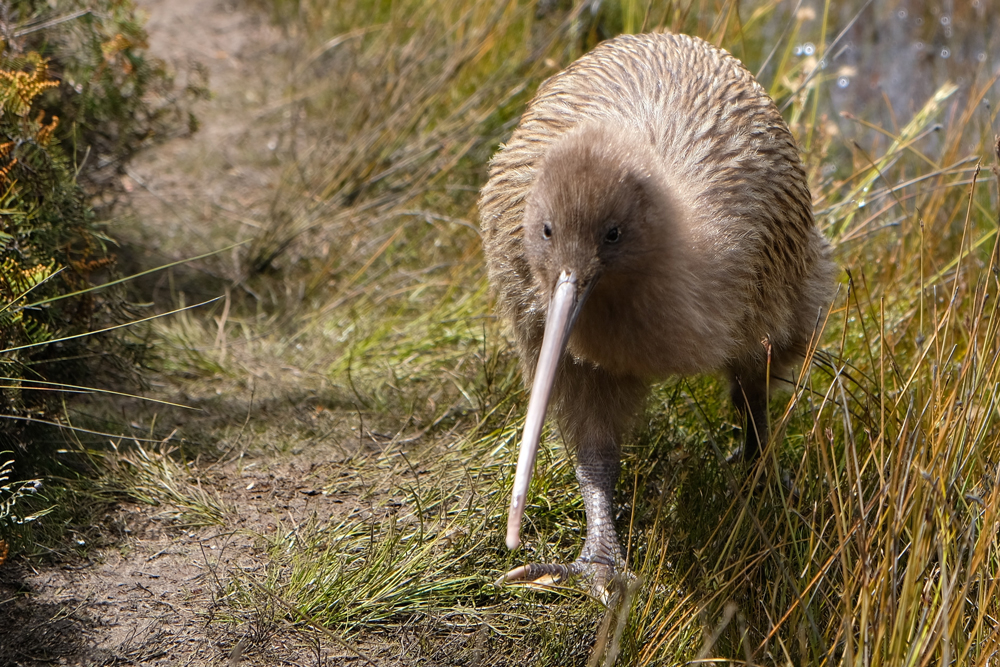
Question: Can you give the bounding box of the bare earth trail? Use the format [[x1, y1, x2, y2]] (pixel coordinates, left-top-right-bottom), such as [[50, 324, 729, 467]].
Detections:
[[0, 2, 379, 665]]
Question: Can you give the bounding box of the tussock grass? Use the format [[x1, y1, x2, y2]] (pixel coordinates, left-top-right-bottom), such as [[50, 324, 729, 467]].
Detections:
[[117, 0, 1000, 664], [79, 438, 233, 528]]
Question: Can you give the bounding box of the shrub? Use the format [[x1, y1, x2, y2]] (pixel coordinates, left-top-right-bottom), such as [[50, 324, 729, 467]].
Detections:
[[0, 0, 181, 536]]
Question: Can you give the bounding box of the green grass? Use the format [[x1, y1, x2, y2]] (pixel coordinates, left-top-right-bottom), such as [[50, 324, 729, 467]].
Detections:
[[34, 0, 1000, 664]]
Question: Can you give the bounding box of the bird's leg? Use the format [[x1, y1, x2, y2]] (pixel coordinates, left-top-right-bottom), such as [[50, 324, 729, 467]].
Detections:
[[500, 363, 644, 602], [728, 369, 769, 464], [570, 438, 624, 591]]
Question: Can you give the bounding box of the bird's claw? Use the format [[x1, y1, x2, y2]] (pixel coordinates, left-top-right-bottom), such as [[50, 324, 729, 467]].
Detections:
[[497, 562, 575, 587], [497, 559, 621, 604]]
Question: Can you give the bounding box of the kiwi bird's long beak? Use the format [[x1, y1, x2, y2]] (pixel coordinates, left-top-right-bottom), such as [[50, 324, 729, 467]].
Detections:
[[506, 270, 586, 550]]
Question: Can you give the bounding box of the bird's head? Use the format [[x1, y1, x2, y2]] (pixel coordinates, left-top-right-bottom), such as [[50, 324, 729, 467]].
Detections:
[[522, 124, 660, 313]]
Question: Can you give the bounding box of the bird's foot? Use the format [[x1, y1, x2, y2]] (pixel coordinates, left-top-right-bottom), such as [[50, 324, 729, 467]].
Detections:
[[496, 558, 625, 604]]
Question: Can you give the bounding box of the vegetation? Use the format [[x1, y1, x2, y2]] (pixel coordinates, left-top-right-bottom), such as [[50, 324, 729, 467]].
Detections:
[[0, 1, 176, 543], [5, 0, 194, 205], [5, 0, 1000, 664]]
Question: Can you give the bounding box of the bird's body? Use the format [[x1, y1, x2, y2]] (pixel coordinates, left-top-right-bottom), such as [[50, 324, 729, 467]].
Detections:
[[480, 32, 834, 594]]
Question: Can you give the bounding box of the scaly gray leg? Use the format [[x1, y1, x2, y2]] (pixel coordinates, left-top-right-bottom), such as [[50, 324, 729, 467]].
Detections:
[[572, 446, 625, 587]]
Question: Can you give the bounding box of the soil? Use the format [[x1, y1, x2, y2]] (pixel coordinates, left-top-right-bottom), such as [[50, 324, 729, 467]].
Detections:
[[0, 2, 381, 665]]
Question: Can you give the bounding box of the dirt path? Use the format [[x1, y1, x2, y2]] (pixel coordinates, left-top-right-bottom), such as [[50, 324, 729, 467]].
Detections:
[[0, 3, 361, 665], [120, 0, 288, 287]]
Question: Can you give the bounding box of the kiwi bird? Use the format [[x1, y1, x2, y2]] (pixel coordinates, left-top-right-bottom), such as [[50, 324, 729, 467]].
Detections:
[[479, 32, 835, 597]]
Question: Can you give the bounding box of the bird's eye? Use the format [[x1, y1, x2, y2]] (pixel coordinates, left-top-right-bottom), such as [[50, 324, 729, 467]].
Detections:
[[542, 223, 552, 240], [604, 227, 621, 244]]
